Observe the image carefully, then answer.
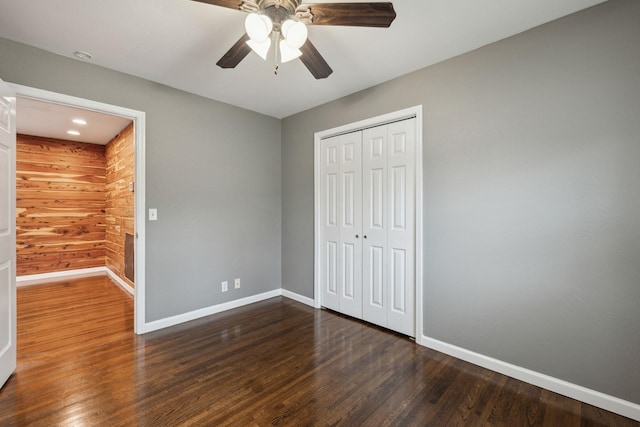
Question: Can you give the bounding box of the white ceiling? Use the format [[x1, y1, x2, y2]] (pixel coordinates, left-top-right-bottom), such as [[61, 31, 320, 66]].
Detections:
[[0, 0, 605, 120], [16, 97, 132, 145]]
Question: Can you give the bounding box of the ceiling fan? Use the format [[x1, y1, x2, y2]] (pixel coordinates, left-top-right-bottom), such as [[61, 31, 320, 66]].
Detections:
[[191, 0, 396, 79]]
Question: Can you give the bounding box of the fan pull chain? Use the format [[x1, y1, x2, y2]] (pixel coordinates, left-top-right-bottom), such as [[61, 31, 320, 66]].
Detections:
[[274, 31, 280, 75]]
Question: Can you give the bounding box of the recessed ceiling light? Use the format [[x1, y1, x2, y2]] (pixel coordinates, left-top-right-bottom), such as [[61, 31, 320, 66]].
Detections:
[[67, 130, 80, 136], [73, 50, 92, 60], [72, 118, 87, 125]]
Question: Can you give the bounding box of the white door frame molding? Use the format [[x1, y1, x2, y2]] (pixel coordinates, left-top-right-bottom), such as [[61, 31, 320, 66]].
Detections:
[[8, 83, 148, 335], [314, 105, 423, 339]]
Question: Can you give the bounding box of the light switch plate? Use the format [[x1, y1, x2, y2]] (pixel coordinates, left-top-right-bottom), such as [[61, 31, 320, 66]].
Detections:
[[148, 208, 158, 221]]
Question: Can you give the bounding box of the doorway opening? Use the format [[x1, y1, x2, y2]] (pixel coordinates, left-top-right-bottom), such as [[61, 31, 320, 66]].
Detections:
[[9, 83, 146, 334]]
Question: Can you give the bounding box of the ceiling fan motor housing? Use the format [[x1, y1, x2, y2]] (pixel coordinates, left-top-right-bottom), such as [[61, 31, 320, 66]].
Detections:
[[258, 0, 300, 13], [254, 0, 301, 27]]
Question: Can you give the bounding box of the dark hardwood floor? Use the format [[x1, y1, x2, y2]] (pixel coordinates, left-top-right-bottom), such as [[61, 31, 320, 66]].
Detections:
[[0, 276, 637, 426]]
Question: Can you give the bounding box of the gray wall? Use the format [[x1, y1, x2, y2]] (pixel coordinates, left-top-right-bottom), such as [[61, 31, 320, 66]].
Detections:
[[281, 0, 640, 404], [0, 38, 282, 322]]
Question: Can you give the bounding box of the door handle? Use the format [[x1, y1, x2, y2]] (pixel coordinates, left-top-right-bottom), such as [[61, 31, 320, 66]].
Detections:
[[355, 234, 359, 238]]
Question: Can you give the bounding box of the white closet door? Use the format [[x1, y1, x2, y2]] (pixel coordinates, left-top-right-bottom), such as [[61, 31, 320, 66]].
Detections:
[[338, 131, 363, 318], [320, 135, 341, 312], [320, 132, 362, 318], [363, 119, 415, 337], [362, 125, 388, 328], [321, 118, 415, 336], [385, 120, 415, 336]]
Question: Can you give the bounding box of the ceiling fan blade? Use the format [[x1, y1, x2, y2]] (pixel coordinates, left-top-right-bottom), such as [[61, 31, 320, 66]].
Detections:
[[190, 0, 245, 11], [216, 34, 252, 69], [300, 40, 333, 79], [300, 2, 396, 27]]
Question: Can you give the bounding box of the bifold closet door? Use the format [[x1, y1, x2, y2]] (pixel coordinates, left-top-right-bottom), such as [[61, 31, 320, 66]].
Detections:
[[320, 131, 363, 319], [362, 119, 415, 337]]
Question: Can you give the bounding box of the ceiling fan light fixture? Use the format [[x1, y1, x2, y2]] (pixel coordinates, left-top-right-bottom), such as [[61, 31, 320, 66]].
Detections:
[[281, 19, 308, 49], [245, 13, 272, 42], [202, 0, 396, 79], [279, 39, 302, 63], [247, 37, 272, 60]]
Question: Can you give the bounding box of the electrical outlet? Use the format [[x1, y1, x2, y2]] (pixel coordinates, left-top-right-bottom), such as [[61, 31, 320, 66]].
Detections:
[[221, 281, 228, 292], [234, 278, 240, 289]]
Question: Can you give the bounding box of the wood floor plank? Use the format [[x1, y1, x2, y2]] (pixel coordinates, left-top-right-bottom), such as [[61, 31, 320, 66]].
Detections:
[[0, 276, 638, 426]]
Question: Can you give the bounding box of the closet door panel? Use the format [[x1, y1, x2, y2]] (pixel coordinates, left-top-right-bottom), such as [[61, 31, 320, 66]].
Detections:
[[338, 132, 362, 318], [320, 132, 363, 317], [362, 126, 388, 326], [320, 136, 341, 311], [390, 248, 407, 312], [386, 120, 416, 337]]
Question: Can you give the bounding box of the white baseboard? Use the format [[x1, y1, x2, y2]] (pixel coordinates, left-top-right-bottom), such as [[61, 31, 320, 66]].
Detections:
[[281, 289, 315, 307], [419, 335, 640, 422], [142, 289, 282, 333], [103, 268, 134, 296], [140, 288, 315, 334], [17, 267, 134, 296], [17, 267, 107, 286]]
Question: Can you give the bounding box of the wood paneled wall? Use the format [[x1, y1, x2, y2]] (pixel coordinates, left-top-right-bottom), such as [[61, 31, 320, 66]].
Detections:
[[16, 135, 107, 275], [105, 123, 135, 287]]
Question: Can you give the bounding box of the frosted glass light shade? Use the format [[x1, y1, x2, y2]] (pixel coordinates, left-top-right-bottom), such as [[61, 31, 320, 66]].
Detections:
[[281, 19, 308, 49], [247, 38, 272, 60], [279, 39, 302, 63], [281, 20, 295, 38], [245, 13, 272, 42]]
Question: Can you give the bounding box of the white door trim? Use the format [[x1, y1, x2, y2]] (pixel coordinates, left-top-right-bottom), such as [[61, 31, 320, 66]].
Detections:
[[314, 105, 423, 339], [8, 83, 148, 335]]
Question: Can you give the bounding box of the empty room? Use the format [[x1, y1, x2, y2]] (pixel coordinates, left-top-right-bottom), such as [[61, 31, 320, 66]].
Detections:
[[0, 0, 639, 425]]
